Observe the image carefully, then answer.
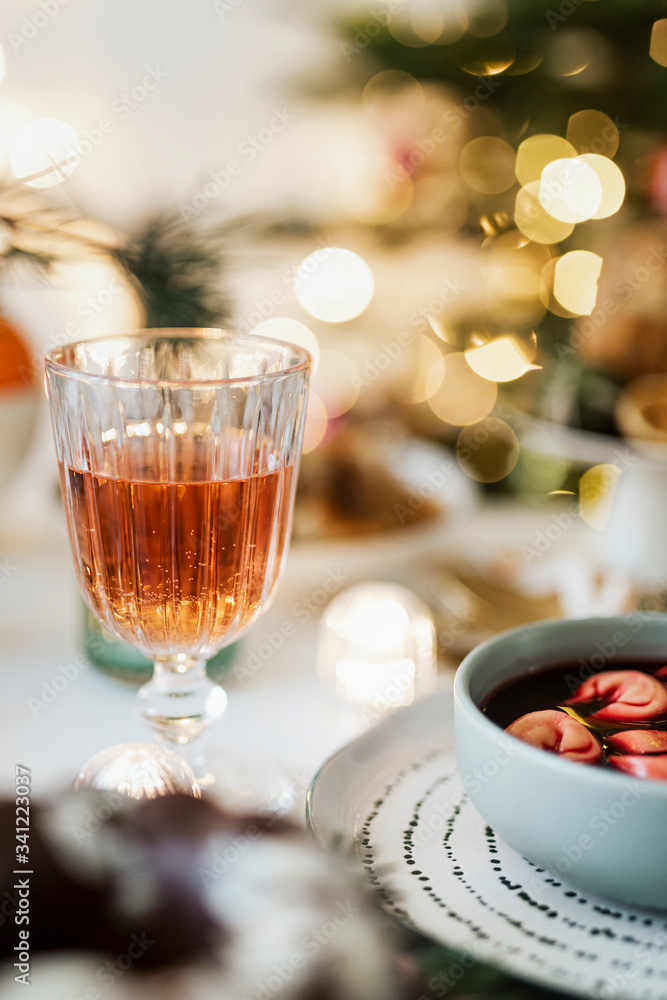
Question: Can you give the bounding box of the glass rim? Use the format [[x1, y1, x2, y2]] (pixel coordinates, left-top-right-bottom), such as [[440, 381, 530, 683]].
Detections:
[[44, 328, 312, 388]]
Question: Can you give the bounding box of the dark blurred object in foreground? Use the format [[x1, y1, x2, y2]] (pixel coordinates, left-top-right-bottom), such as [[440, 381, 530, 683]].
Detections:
[[0, 790, 412, 999]]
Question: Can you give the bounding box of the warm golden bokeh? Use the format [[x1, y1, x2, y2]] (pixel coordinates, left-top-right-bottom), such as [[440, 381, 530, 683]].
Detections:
[[295, 248, 374, 323], [515, 134, 576, 186], [566, 109, 619, 158], [515, 181, 575, 244], [410, 334, 445, 403], [362, 70, 426, 126], [579, 464, 622, 529], [427, 351, 497, 425], [465, 333, 538, 383], [312, 349, 360, 417], [302, 390, 328, 453], [460, 136, 516, 194], [579, 153, 625, 218], [457, 418, 519, 482], [251, 318, 320, 371], [553, 250, 603, 315], [650, 18, 667, 67], [539, 157, 602, 223]]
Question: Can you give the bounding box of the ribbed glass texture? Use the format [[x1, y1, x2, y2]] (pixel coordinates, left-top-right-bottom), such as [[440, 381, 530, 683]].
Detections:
[[46, 329, 310, 660]]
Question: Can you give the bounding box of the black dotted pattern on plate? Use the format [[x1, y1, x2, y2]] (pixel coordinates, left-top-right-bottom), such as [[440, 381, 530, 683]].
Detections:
[[355, 747, 667, 1000]]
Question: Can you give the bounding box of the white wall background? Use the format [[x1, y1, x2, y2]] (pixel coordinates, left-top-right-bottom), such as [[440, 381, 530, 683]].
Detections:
[[0, 0, 337, 227]]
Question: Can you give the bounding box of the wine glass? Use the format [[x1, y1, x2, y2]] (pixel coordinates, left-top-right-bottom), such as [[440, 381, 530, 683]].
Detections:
[[45, 329, 310, 798]]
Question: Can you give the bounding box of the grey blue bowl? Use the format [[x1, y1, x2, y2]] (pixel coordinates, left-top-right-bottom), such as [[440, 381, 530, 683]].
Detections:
[[454, 615, 667, 910]]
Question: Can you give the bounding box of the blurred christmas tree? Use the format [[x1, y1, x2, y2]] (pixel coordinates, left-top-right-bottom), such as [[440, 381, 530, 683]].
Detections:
[[317, 0, 667, 472]]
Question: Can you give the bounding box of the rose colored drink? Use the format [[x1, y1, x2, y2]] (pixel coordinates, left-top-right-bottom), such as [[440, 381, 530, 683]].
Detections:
[[60, 462, 294, 658]]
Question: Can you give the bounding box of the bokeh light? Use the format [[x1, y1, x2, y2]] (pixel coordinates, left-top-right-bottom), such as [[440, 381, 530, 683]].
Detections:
[[455, 38, 515, 76], [650, 19, 667, 68], [295, 248, 374, 323], [388, 1, 445, 47], [362, 71, 426, 127], [566, 109, 619, 158], [410, 334, 445, 403], [47, 256, 145, 338], [427, 351, 497, 425], [436, 1, 468, 43], [546, 29, 593, 77], [456, 419, 519, 483], [515, 181, 574, 244], [311, 348, 359, 417], [515, 134, 576, 186], [578, 153, 625, 218], [545, 28, 613, 87], [467, 0, 508, 38], [249, 317, 320, 371], [302, 391, 328, 453], [460, 136, 516, 194], [553, 250, 603, 316], [10, 118, 80, 187], [465, 333, 538, 382], [539, 157, 602, 223], [579, 464, 621, 529], [539, 257, 577, 318]]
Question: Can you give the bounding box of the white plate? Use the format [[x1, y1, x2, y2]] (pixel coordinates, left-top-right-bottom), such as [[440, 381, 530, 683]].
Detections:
[[284, 439, 479, 597], [307, 688, 667, 1000]]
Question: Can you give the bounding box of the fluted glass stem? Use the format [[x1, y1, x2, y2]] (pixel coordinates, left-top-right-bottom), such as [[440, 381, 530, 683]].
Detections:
[[137, 656, 228, 746]]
